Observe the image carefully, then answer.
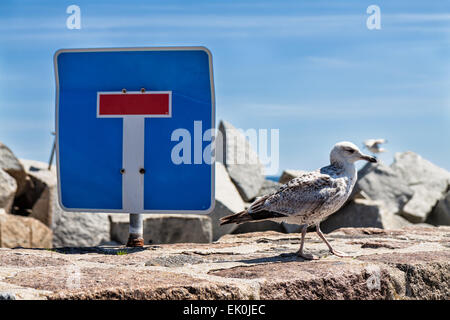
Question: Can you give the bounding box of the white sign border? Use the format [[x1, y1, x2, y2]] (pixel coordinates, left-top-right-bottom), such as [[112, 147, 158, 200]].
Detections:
[[54, 46, 216, 214]]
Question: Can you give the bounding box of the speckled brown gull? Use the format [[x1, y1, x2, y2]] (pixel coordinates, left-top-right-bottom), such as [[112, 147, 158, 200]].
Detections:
[[220, 141, 377, 260]]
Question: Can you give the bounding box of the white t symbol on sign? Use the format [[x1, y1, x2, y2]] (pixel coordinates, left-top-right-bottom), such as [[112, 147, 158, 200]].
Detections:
[[97, 89, 172, 213]]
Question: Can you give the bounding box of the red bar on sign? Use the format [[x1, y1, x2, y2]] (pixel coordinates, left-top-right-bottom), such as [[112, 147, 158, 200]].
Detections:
[[99, 93, 170, 115]]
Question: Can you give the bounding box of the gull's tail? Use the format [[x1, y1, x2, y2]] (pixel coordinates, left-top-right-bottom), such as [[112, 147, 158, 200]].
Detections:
[[220, 210, 252, 225]]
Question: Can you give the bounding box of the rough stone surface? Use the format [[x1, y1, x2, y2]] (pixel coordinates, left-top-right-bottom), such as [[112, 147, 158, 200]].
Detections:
[[0, 169, 17, 213], [0, 210, 52, 248], [209, 162, 245, 240], [278, 170, 307, 184], [110, 214, 212, 245], [391, 152, 450, 223], [427, 191, 450, 226], [218, 121, 265, 202], [0, 142, 27, 196], [353, 162, 413, 215], [321, 199, 413, 233], [0, 226, 448, 300]]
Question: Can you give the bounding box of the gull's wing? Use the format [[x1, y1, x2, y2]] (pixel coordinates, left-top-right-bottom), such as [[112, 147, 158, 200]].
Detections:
[[248, 171, 340, 219]]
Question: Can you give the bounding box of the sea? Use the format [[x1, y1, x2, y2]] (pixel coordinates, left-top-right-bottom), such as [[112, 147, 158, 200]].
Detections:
[[265, 175, 280, 182]]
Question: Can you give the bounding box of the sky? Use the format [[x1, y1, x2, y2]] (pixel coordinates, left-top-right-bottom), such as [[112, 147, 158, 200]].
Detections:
[[0, 0, 449, 175]]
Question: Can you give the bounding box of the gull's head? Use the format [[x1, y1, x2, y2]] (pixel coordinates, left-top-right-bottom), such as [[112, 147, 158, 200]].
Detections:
[[330, 141, 377, 165]]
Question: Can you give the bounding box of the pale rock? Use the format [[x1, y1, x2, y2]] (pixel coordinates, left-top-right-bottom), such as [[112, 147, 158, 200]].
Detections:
[[353, 162, 413, 215], [0, 209, 52, 248], [321, 199, 412, 233], [391, 152, 450, 223], [51, 203, 111, 247], [19, 159, 111, 247], [209, 162, 246, 240], [257, 179, 281, 197], [0, 169, 17, 213], [218, 121, 265, 202], [426, 191, 450, 226], [0, 142, 27, 196], [19, 159, 57, 226], [278, 170, 307, 184]]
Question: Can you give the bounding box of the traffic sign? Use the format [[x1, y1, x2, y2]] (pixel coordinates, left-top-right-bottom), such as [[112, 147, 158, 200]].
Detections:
[[54, 47, 215, 214]]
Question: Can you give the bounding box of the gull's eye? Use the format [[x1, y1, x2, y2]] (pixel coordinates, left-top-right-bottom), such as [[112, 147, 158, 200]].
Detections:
[[345, 148, 355, 154]]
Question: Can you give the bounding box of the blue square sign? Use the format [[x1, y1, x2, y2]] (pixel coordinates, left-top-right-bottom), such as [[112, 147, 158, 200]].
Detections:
[[54, 47, 215, 214]]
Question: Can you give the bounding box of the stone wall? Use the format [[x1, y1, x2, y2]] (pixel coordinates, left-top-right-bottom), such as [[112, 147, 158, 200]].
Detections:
[[0, 226, 448, 300]]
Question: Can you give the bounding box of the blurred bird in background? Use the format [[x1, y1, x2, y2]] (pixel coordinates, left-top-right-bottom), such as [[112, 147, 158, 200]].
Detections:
[[363, 139, 388, 155]]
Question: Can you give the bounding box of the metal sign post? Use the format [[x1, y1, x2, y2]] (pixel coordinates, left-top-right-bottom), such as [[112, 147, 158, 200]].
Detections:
[[54, 47, 215, 247], [128, 213, 144, 247], [48, 132, 56, 170]]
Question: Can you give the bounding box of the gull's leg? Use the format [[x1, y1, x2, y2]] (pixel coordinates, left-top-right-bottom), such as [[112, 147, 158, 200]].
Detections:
[[296, 224, 318, 260], [315, 223, 349, 257]]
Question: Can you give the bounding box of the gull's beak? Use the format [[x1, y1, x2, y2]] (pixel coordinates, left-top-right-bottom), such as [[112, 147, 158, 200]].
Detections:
[[360, 154, 377, 163]]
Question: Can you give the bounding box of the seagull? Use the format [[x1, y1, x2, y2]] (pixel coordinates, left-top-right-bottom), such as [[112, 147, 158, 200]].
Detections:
[[363, 139, 387, 154], [220, 141, 377, 260]]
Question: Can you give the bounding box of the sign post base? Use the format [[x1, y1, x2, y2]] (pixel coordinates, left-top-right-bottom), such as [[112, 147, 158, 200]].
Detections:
[[126, 213, 144, 247]]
